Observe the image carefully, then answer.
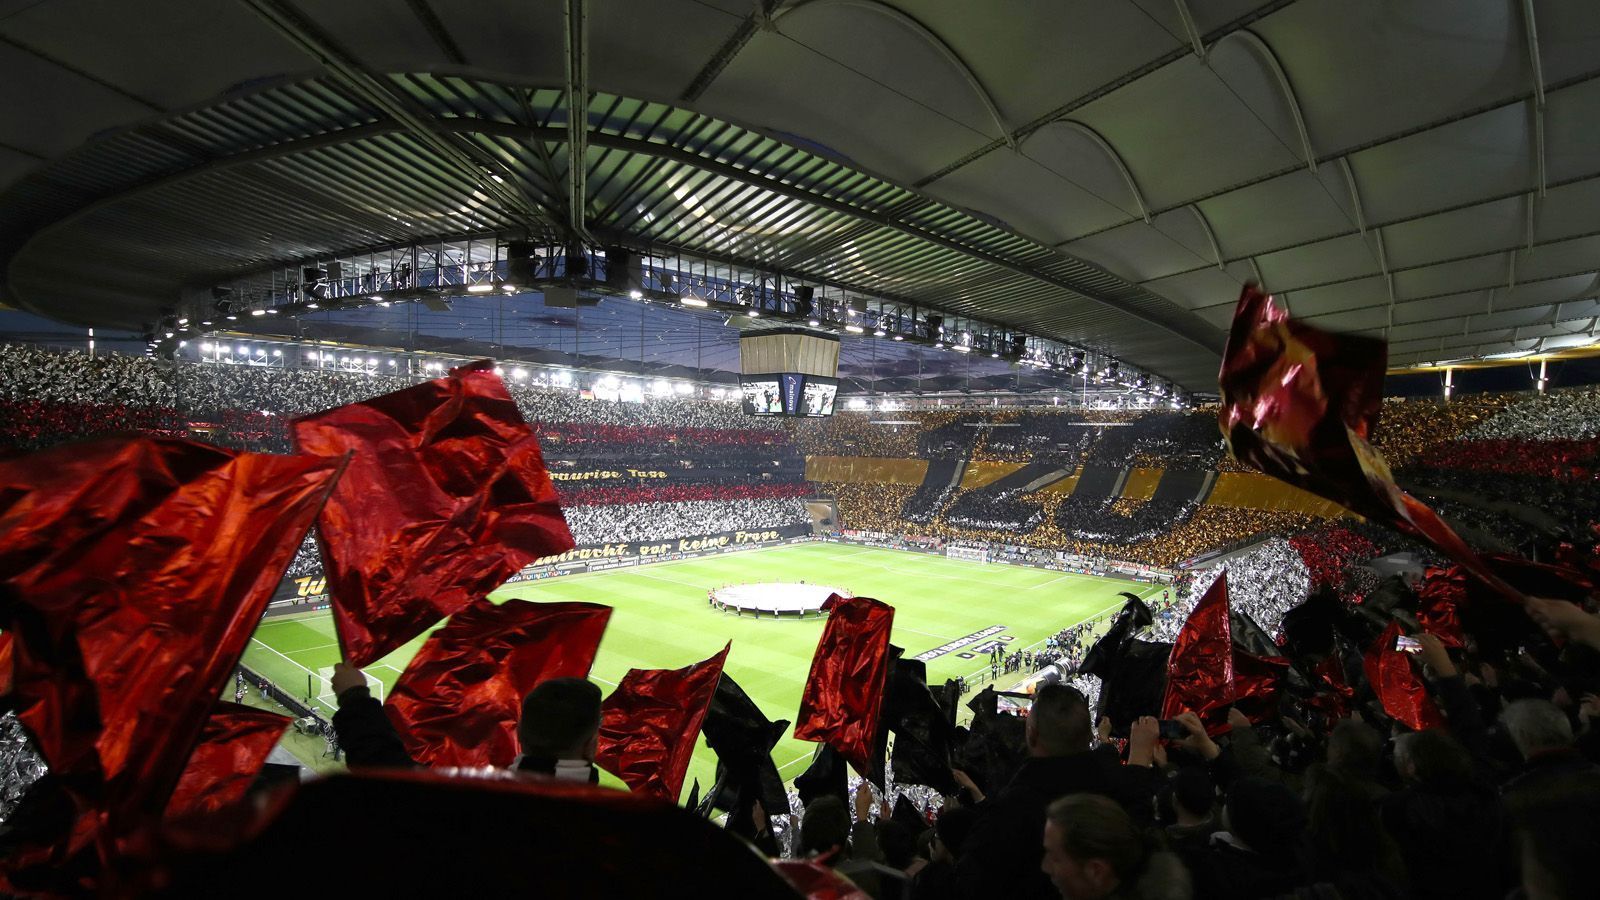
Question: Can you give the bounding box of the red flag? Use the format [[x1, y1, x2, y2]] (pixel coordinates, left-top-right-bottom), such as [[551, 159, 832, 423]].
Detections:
[[1364, 622, 1443, 731], [1305, 653, 1355, 721], [0, 436, 339, 868], [1219, 284, 1521, 603], [595, 643, 729, 802], [166, 703, 292, 819], [1415, 566, 1467, 648], [293, 361, 574, 667], [0, 631, 11, 697], [794, 595, 895, 776], [385, 599, 612, 769], [1161, 574, 1235, 732]]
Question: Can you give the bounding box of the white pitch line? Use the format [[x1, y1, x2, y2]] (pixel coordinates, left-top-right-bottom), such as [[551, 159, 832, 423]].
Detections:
[[632, 569, 714, 589], [776, 750, 817, 773], [282, 641, 342, 655]]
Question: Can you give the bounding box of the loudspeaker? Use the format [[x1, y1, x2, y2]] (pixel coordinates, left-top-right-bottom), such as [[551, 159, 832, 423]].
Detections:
[[793, 285, 814, 317], [507, 241, 539, 284], [604, 247, 641, 293]]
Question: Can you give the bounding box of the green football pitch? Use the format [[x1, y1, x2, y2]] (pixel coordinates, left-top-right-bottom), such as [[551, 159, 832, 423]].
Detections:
[[243, 542, 1159, 798]]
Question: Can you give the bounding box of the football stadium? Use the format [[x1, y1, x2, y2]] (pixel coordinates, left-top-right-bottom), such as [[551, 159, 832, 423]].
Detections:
[[4, 3, 1600, 897], [245, 542, 1166, 793]]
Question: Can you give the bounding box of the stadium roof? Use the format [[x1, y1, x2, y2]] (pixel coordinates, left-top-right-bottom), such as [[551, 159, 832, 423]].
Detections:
[[3, 0, 1599, 392]]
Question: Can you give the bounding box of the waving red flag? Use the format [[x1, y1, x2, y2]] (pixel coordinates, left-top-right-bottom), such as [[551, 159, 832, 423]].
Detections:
[[1415, 566, 1467, 648], [1219, 284, 1521, 603], [385, 599, 612, 769], [0, 436, 339, 873], [0, 632, 11, 697], [1161, 574, 1236, 733], [596, 643, 729, 802], [166, 703, 292, 819], [293, 361, 574, 667], [1364, 622, 1443, 731], [794, 595, 895, 776]]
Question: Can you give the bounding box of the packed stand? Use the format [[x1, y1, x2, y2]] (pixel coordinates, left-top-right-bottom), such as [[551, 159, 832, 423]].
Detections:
[[1153, 538, 1312, 642], [1084, 412, 1224, 470], [562, 497, 809, 544]]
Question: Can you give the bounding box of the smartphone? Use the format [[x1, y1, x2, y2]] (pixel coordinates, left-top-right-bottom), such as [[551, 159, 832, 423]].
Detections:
[[1395, 635, 1423, 654], [1158, 719, 1188, 740]]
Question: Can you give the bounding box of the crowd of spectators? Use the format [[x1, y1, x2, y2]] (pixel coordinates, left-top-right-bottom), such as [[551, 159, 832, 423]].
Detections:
[[554, 481, 809, 508], [538, 421, 790, 449], [1412, 438, 1600, 480], [1055, 498, 1200, 545], [1153, 539, 1312, 643], [562, 497, 810, 544], [944, 479, 1049, 534], [1464, 385, 1600, 441], [1084, 412, 1224, 470], [1288, 525, 1381, 596]]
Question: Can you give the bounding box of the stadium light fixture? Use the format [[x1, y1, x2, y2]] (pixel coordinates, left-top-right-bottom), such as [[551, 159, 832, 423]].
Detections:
[[467, 283, 495, 294], [389, 360, 397, 367], [893, 334, 904, 341], [273, 349, 282, 357], [680, 297, 709, 308], [747, 309, 760, 318], [164, 332, 174, 338], [873, 327, 886, 337], [305, 302, 318, 309], [225, 314, 237, 321], [845, 324, 865, 333], [629, 290, 643, 300], [177, 318, 188, 326], [808, 318, 821, 327], [367, 358, 377, 366], [201, 343, 212, 352], [502, 284, 517, 293], [513, 368, 528, 380], [250, 309, 266, 316]]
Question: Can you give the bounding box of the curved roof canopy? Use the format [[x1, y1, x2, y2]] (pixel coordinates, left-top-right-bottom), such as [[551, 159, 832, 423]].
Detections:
[[3, 0, 1600, 390]]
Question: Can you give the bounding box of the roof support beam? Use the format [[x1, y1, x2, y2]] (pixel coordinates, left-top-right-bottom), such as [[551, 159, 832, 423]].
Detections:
[[1032, 121, 1151, 223], [563, 0, 590, 239], [241, 0, 554, 231], [1171, 0, 1207, 58], [771, 0, 1014, 148], [1215, 30, 1317, 173], [1188, 205, 1225, 269]]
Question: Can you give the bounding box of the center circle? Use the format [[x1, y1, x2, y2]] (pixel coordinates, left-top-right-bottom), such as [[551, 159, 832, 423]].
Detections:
[[708, 582, 851, 618]]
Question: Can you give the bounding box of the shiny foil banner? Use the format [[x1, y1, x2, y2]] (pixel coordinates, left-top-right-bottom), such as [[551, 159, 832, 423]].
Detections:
[[596, 643, 729, 802], [1161, 572, 1236, 733], [1219, 284, 1522, 603], [385, 599, 612, 769], [0, 436, 341, 874], [293, 360, 574, 667], [794, 596, 895, 776], [166, 703, 291, 819], [1364, 622, 1443, 731]]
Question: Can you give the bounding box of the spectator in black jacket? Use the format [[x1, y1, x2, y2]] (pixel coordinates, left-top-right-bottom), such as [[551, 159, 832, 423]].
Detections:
[[1381, 729, 1511, 900], [953, 685, 1159, 900], [1498, 698, 1599, 799], [1189, 776, 1307, 900], [1041, 793, 1190, 900]]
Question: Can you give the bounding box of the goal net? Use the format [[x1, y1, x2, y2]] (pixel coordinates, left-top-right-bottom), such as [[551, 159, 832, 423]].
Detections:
[[310, 665, 385, 714], [946, 545, 990, 564]]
